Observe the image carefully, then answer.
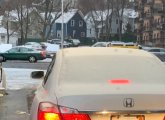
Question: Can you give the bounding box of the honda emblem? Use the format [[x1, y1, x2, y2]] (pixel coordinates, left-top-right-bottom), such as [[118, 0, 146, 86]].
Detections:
[[123, 98, 134, 108]]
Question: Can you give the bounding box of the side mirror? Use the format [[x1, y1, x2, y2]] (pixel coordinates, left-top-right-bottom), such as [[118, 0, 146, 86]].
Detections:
[[31, 71, 44, 79]]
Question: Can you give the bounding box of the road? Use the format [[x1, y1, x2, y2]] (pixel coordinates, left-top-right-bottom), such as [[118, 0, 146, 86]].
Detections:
[[2, 60, 51, 70]]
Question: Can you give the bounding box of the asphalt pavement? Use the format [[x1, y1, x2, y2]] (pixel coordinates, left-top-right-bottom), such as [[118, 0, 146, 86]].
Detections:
[[0, 89, 32, 120], [0, 61, 48, 120]]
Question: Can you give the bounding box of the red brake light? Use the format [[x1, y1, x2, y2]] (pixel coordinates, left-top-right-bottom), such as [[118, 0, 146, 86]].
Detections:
[[38, 102, 91, 120], [109, 79, 130, 84], [41, 51, 46, 57], [38, 102, 60, 120], [62, 114, 90, 120]]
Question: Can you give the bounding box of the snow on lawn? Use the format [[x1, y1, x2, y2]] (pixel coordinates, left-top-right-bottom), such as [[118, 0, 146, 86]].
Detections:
[[44, 42, 60, 52], [4, 68, 46, 90], [0, 44, 12, 52]]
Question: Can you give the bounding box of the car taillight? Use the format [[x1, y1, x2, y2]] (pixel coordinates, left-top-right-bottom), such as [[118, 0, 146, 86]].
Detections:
[[38, 102, 91, 120], [41, 51, 46, 57]]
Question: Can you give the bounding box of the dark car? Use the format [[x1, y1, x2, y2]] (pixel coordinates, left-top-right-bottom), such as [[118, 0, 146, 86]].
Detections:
[[0, 46, 46, 63]]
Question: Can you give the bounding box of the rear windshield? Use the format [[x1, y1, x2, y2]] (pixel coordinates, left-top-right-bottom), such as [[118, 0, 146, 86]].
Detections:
[[59, 55, 165, 84]]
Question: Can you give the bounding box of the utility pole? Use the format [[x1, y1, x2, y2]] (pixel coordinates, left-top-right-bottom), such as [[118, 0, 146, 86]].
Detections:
[[61, 0, 64, 49]]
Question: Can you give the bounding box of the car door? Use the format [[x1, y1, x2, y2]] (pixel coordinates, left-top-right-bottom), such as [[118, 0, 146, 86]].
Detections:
[[19, 47, 30, 60], [5, 47, 20, 60]]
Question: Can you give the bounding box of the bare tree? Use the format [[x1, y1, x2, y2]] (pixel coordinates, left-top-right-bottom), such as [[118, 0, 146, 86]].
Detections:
[[11, 0, 34, 44], [115, 0, 128, 41], [33, 0, 70, 41], [1, 0, 18, 44], [105, 0, 115, 41]]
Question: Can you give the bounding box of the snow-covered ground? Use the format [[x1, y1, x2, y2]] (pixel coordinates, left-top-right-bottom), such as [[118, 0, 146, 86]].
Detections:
[[0, 44, 12, 52], [4, 68, 45, 90]]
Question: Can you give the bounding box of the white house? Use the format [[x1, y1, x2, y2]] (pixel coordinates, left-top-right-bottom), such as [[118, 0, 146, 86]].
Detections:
[[85, 9, 138, 39], [0, 27, 18, 46]]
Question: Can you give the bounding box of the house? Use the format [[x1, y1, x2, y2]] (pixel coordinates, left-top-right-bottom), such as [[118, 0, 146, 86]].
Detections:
[[52, 9, 86, 39], [2, 8, 44, 41], [85, 9, 138, 39], [0, 27, 18, 46]]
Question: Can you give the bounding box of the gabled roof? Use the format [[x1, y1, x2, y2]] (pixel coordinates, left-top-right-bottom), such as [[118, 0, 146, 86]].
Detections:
[[55, 9, 81, 24], [40, 12, 61, 22], [123, 9, 138, 18], [6, 7, 38, 22], [85, 9, 138, 22], [84, 9, 112, 22]]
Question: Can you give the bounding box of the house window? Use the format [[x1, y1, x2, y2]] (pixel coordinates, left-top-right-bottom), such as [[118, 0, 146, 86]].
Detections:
[[154, 34, 156, 38], [79, 21, 83, 27], [1, 35, 5, 43], [1, 36, 5, 39], [71, 20, 75, 27], [81, 32, 85, 37], [116, 19, 118, 24], [73, 30, 76, 38], [28, 18, 32, 25], [117, 28, 119, 33]]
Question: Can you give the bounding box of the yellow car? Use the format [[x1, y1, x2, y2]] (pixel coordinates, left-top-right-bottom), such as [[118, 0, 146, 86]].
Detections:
[[108, 42, 141, 49]]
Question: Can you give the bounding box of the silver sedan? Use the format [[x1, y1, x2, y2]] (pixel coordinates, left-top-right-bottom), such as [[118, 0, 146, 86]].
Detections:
[[30, 47, 165, 120]]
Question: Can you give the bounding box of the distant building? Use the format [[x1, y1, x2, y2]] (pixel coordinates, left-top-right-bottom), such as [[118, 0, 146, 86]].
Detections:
[[136, 0, 165, 47], [51, 9, 86, 39], [2, 8, 43, 40], [85, 9, 138, 39], [0, 27, 18, 46]]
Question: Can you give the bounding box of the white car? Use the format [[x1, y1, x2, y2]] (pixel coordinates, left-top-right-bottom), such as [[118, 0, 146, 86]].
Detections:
[[30, 47, 165, 120], [91, 42, 111, 47], [66, 39, 80, 46], [40, 42, 60, 58], [24, 42, 43, 50]]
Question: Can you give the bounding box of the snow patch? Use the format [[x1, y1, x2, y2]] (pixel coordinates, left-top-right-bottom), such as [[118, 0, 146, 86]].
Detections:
[[0, 44, 12, 52]]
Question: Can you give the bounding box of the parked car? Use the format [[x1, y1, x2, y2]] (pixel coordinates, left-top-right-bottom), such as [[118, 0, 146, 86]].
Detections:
[[153, 53, 165, 62], [142, 47, 165, 62], [47, 39, 72, 48], [143, 47, 165, 54], [40, 42, 60, 58], [0, 46, 46, 63], [91, 42, 111, 47], [65, 39, 80, 47], [30, 47, 165, 120], [92, 41, 140, 49], [24, 42, 43, 50]]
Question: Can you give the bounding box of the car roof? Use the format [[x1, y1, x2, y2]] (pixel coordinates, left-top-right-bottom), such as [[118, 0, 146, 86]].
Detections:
[[59, 47, 153, 57]]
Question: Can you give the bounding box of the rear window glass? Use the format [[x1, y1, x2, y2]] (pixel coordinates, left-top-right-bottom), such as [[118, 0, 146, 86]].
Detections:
[[59, 55, 165, 84]]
